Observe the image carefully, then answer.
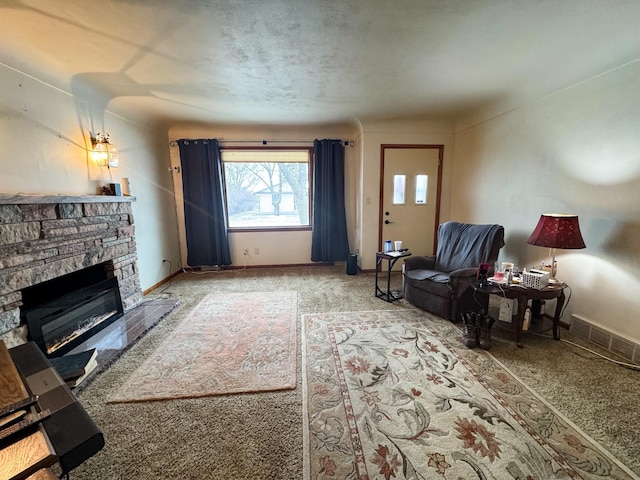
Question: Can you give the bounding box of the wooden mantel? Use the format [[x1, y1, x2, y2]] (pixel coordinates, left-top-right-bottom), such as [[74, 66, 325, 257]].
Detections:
[[0, 194, 135, 205]]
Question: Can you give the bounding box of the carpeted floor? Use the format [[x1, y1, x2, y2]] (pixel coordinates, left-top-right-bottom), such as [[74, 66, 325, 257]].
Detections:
[[70, 266, 640, 479]]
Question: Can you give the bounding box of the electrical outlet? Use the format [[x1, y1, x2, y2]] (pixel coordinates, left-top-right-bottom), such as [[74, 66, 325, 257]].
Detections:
[[254, 247, 260, 255], [243, 248, 249, 256]]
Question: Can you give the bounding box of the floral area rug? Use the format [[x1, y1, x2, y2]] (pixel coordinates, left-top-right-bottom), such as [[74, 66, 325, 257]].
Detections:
[[302, 310, 636, 480], [109, 291, 298, 403]]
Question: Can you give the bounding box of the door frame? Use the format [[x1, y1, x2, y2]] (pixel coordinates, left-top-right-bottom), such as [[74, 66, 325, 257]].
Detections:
[[378, 144, 444, 254]]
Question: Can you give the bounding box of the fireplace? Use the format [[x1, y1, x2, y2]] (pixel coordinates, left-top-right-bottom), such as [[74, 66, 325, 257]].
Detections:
[[0, 195, 143, 349], [22, 263, 124, 357]]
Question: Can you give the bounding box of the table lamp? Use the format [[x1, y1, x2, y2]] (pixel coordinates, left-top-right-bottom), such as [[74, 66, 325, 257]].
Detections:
[[527, 213, 586, 281]]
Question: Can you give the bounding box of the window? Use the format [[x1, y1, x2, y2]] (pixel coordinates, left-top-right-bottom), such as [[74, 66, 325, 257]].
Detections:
[[415, 174, 428, 204], [392, 174, 406, 205], [221, 148, 312, 229]]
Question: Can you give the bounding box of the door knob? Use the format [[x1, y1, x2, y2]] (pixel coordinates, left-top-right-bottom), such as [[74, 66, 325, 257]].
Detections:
[[385, 220, 394, 224]]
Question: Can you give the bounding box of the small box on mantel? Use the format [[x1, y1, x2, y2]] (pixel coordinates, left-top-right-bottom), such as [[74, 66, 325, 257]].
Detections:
[[522, 269, 549, 289]]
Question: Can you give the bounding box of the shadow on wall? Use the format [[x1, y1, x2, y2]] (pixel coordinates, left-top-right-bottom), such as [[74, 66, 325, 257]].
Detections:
[[499, 230, 531, 267], [601, 220, 640, 272]]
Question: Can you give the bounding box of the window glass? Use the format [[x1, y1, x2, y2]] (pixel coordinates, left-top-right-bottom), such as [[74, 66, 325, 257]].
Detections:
[[221, 149, 311, 229], [393, 175, 406, 205], [415, 174, 428, 204]]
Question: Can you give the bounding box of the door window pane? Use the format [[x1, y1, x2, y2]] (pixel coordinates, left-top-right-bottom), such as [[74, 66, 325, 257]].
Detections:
[[415, 174, 428, 204], [393, 175, 406, 205]]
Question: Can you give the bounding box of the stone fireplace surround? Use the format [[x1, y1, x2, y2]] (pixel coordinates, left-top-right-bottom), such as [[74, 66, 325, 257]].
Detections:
[[0, 194, 143, 347]]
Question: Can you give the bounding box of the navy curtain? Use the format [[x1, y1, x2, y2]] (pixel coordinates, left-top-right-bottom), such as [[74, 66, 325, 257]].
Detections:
[[311, 139, 350, 262], [178, 139, 232, 268]]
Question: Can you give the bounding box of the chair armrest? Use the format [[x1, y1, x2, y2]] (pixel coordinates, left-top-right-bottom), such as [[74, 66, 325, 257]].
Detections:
[[449, 268, 479, 298], [403, 256, 436, 271], [449, 267, 478, 280]]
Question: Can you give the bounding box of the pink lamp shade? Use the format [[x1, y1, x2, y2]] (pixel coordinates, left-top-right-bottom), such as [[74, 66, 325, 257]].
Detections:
[[527, 214, 586, 249]]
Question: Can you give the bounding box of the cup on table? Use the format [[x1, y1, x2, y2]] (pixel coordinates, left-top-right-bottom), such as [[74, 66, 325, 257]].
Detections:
[[494, 261, 505, 280], [501, 261, 514, 274], [394, 241, 402, 251]]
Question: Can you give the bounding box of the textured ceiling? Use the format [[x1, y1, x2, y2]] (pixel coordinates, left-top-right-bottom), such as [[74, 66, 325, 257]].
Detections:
[[1, 0, 640, 127]]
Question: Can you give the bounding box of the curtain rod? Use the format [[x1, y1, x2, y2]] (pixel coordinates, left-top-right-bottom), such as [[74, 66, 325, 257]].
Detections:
[[169, 139, 354, 147]]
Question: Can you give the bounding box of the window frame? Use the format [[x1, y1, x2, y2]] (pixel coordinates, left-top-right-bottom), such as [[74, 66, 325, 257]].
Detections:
[[221, 146, 314, 232]]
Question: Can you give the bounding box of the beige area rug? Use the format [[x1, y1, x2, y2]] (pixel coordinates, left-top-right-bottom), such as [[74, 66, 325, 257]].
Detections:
[[302, 310, 637, 480], [108, 291, 298, 403]]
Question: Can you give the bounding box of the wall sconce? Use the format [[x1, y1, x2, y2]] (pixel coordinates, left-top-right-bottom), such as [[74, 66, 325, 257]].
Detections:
[[90, 132, 120, 168]]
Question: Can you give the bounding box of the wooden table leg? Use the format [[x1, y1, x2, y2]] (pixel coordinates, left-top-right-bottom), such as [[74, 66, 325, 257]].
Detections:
[[375, 257, 381, 297], [515, 293, 528, 348], [553, 290, 566, 340]]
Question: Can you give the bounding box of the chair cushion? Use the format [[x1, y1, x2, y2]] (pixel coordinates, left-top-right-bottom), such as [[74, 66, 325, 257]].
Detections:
[[404, 269, 452, 298], [404, 269, 449, 283]]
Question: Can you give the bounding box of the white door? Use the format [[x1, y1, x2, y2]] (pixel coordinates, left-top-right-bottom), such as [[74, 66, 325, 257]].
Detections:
[[381, 146, 442, 269]]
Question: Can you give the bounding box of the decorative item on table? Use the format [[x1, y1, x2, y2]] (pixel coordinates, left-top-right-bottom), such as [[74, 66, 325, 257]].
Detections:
[[527, 213, 586, 282], [521, 269, 550, 289], [121, 177, 132, 196], [101, 183, 121, 196], [502, 262, 514, 283], [491, 261, 515, 283], [510, 266, 521, 284], [477, 263, 490, 287], [493, 261, 505, 282]]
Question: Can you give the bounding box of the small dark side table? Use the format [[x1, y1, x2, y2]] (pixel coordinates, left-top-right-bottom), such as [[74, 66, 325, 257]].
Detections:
[[375, 251, 412, 302], [471, 280, 567, 348]]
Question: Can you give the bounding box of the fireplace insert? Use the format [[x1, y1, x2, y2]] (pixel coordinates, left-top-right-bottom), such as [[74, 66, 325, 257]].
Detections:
[[23, 275, 123, 357]]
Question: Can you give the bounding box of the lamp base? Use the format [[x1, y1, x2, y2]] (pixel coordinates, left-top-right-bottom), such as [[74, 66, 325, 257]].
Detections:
[[541, 260, 557, 279]]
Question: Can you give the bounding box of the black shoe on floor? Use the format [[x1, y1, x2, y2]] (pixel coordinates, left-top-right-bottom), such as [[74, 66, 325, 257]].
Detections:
[[461, 312, 478, 348]]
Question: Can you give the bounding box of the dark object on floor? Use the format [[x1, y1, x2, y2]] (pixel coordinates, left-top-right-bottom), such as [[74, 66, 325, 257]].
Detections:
[[49, 349, 98, 381], [461, 312, 478, 348], [404, 222, 504, 322], [346, 253, 358, 275], [460, 312, 495, 350]]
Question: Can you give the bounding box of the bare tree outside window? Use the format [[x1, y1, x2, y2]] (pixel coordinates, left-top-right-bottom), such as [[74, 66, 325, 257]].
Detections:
[[221, 149, 311, 228]]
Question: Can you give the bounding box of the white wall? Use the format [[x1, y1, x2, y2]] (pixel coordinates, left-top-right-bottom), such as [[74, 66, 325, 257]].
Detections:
[[452, 61, 640, 344], [0, 64, 180, 292], [357, 117, 455, 270]]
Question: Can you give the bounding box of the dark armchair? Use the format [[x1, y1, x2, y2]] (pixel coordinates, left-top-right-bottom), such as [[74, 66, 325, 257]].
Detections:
[[403, 221, 505, 322]]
